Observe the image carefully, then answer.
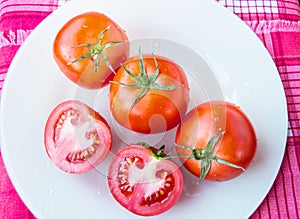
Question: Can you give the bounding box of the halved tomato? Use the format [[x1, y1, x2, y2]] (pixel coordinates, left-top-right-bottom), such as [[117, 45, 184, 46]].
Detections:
[[44, 100, 112, 173], [108, 144, 183, 216]]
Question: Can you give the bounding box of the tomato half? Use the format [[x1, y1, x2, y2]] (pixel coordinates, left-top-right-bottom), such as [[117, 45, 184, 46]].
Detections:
[[53, 12, 129, 89], [175, 101, 257, 181], [108, 144, 183, 216], [44, 100, 112, 173], [109, 53, 190, 134]]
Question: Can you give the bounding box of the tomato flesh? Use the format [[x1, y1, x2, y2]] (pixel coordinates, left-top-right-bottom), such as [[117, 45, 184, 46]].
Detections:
[[108, 145, 183, 216], [44, 100, 112, 173], [175, 101, 257, 181]]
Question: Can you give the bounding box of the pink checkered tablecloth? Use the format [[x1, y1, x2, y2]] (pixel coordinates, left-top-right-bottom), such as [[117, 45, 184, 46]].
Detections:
[[0, 0, 299, 218]]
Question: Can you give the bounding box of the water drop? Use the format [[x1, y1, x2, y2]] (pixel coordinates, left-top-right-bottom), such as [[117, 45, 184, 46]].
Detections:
[[47, 189, 55, 197], [41, 161, 50, 168], [192, 180, 201, 186], [42, 204, 49, 213], [214, 117, 220, 123], [153, 41, 160, 49]]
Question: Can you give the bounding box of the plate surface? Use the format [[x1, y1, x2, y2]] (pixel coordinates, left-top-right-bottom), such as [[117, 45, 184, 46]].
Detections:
[[0, 0, 288, 218]]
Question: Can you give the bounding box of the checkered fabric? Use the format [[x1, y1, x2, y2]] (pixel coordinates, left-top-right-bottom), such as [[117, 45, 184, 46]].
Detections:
[[217, 1, 300, 218], [0, 0, 299, 218]]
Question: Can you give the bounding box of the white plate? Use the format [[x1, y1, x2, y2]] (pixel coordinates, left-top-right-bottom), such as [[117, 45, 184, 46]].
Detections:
[[0, 0, 288, 218]]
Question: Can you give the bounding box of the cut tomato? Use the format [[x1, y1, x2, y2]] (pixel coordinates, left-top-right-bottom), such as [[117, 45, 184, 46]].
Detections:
[[44, 100, 112, 173], [108, 144, 183, 216]]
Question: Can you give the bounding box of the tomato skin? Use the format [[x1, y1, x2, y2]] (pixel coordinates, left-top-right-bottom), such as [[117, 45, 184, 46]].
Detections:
[[44, 100, 112, 173], [53, 12, 129, 89], [109, 55, 190, 134], [108, 144, 183, 216], [175, 101, 257, 181]]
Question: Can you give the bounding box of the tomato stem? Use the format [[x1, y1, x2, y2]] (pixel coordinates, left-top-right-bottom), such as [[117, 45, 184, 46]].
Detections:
[[67, 25, 125, 73], [174, 129, 245, 180], [110, 47, 183, 109], [136, 142, 170, 160], [156, 145, 166, 157]]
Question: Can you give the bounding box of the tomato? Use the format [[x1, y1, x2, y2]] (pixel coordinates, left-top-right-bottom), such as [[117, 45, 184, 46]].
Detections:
[[53, 12, 129, 89], [108, 144, 183, 216], [44, 100, 112, 173], [175, 101, 257, 181], [109, 52, 190, 134]]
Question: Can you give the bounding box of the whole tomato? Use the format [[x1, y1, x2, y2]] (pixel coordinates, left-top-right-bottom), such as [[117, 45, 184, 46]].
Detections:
[[109, 51, 190, 134], [53, 12, 129, 89], [175, 101, 257, 181]]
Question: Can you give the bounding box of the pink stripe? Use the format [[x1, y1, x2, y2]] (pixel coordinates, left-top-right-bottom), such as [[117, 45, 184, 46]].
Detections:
[[287, 146, 300, 218], [274, 181, 282, 218], [0, 2, 60, 16]]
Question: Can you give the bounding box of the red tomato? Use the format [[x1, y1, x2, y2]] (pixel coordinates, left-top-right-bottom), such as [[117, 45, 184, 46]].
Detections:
[[53, 12, 129, 89], [109, 53, 190, 134], [108, 144, 183, 216], [44, 100, 112, 173], [175, 101, 257, 181]]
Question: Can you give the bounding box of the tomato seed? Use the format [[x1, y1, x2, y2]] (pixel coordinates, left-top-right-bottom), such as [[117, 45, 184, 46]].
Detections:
[[94, 139, 100, 145], [125, 156, 136, 164], [117, 156, 145, 197], [67, 110, 73, 116], [140, 173, 175, 206], [83, 150, 89, 157], [90, 146, 96, 153], [156, 170, 168, 179], [166, 176, 172, 182], [165, 183, 171, 187], [88, 133, 95, 139]]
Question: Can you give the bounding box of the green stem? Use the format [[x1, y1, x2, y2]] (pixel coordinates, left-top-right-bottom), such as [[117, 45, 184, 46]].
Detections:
[[174, 129, 245, 180], [67, 25, 125, 73], [136, 142, 169, 160], [112, 47, 183, 109]]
